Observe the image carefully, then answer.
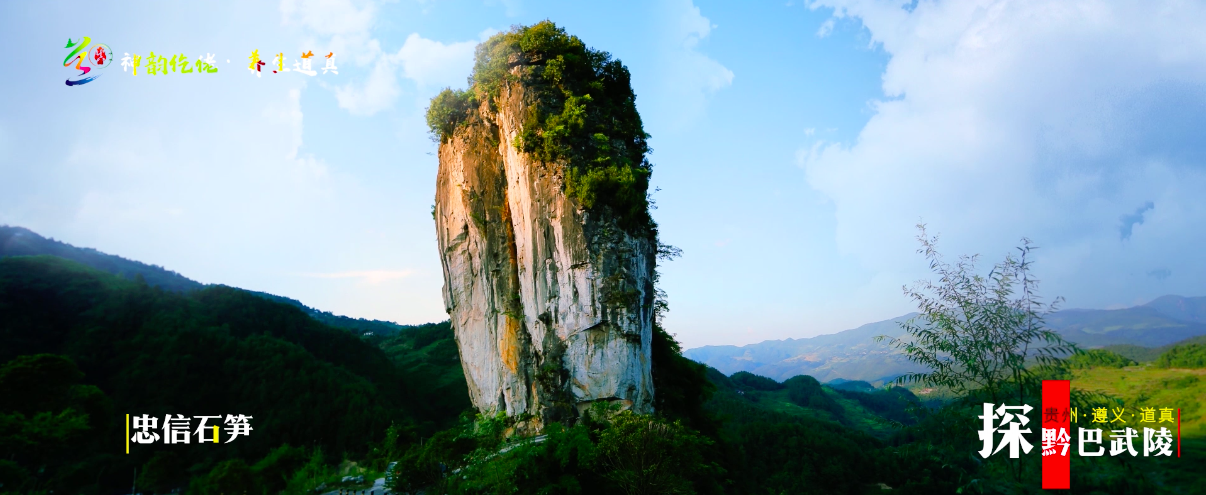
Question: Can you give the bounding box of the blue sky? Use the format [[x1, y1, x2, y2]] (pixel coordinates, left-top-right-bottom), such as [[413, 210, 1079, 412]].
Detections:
[[3, 0, 1205, 348]]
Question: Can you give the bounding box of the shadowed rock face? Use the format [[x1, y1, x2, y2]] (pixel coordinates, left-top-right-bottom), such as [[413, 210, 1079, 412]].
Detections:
[[434, 84, 655, 431]]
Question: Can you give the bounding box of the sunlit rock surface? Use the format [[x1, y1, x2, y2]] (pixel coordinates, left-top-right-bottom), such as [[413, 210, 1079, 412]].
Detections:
[[434, 84, 655, 431]]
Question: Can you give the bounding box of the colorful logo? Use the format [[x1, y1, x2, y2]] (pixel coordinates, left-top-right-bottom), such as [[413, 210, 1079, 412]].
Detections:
[[64, 38, 340, 86], [63, 37, 113, 86]]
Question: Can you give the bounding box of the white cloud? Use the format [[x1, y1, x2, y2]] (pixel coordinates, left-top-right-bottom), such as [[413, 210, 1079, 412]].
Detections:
[[332, 32, 480, 116], [282, 0, 393, 114], [478, 28, 500, 41], [280, 0, 375, 35], [816, 18, 835, 37], [281, 0, 482, 116], [674, 2, 734, 93], [656, 0, 735, 127], [800, 0, 1206, 307], [334, 56, 402, 115], [280, 0, 381, 66], [267, 89, 330, 180], [395, 33, 478, 89], [50, 83, 345, 282]]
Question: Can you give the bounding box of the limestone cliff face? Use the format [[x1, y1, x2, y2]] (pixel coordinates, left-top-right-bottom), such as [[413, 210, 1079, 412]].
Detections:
[[435, 84, 656, 429]]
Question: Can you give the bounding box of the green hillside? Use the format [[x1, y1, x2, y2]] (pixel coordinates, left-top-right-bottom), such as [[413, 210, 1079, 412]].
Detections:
[[372, 321, 471, 426], [1, 225, 432, 338], [1071, 365, 1206, 437], [708, 371, 921, 439], [1104, 335, 1206, 363], [0, 255, 470, 494], [5, 245, 1201, 494], [1068, 355, 1206, 493], [3, 253, 1200, 494]]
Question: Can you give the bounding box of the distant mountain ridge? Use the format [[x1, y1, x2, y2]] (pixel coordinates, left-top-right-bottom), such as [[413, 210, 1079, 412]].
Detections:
[[685, 296, 1206, 384], [685, 315, 926, 384], [0, 225, 425, 335], [1137, 295, 1206, 324], [1, 225, 202, 292], [1044, 301, 1206, 347]]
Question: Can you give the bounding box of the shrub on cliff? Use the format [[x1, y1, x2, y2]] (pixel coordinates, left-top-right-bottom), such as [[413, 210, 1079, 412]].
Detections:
[[426, 21, 655, 236], [426, 89, 477, 143]]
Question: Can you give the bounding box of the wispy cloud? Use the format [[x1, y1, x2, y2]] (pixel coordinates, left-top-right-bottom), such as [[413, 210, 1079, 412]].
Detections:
[[333, 32, 482, 115], [1119, 201, 1154, 240], [654, 0, 734, 128], [334, 57, 403, 115], [299, 269, 414, 284], [280, 0, 381, 66], [282, 0, 485, 116], [799, 0, 1206, 307], [816, 18, 835, 37], [280, 0, 375, 36], [394, 33, 479, 89]]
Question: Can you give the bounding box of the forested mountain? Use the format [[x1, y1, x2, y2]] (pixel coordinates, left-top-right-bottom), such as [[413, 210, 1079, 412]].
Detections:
[[0, 245, 949, 494], [0, 250, 904, 494], [2, 252, 1198, 494], [1, 225, 202, 292], [686, 297, 1206, 383], [0, 255, 470, 493], [2, 223, 1200, 494], [1, 225, 421, 337], [1104, 335, 1206, 363]]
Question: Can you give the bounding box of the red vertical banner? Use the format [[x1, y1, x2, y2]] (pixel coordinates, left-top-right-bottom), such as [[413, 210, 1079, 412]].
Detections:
[[1042, 380, 1071, 490]]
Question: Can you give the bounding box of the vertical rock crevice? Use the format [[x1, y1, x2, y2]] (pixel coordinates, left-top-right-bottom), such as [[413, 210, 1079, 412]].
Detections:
[[435, 81, 655, 434], [432, 22, 659, 433]]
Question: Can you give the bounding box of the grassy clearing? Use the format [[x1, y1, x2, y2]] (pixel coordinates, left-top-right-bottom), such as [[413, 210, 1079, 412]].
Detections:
[[1069, 365, 1205, 495], [1071, 365, 1206, 437]]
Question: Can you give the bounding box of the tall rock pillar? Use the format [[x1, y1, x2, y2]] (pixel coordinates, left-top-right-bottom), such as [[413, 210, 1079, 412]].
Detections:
[[434, 83, 656, 431]]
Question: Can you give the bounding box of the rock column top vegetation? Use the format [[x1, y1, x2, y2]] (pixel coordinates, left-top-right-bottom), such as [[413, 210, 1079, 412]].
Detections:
[[430, 22, 659, 431]]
